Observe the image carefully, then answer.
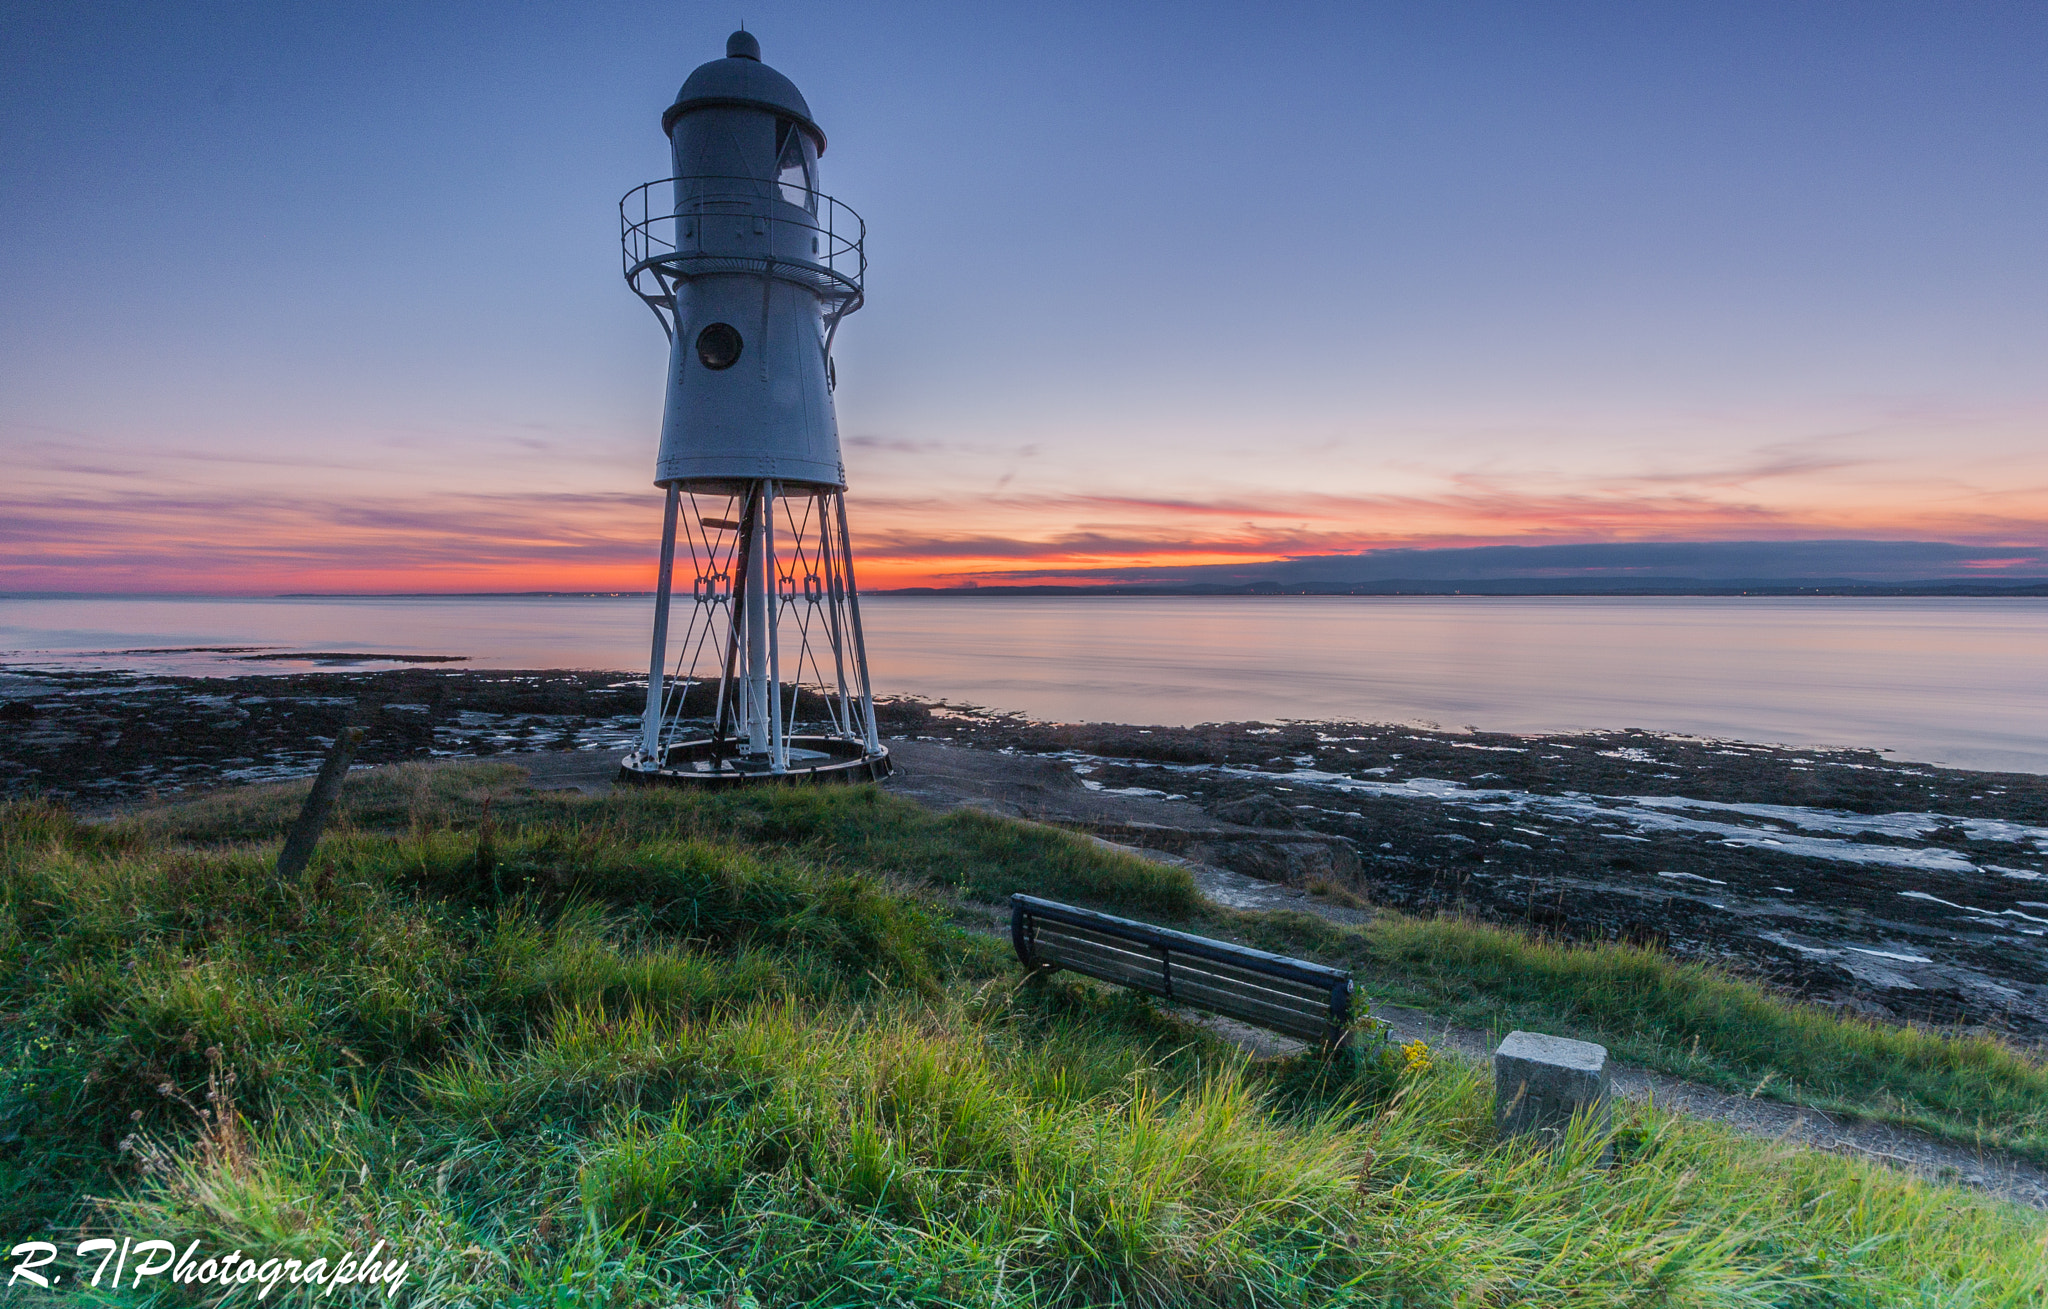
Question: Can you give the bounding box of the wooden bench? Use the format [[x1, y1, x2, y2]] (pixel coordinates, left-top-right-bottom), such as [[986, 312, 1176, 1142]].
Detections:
[[1010, 893, 1356, 1049]]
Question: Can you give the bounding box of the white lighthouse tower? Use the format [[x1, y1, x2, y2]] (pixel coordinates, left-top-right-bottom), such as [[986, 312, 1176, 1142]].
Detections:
[[617, 29, 889, 784]]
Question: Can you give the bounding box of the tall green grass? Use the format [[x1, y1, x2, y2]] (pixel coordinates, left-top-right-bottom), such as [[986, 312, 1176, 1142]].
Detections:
[[1206, 904, 2048, 1163], [63, 767, 2048, 1157], [2, 771, 2043, 1305], [118, 761, 1200, 914], [1371, 913, 2048, 1154], [77, 765, 2048, 1157]]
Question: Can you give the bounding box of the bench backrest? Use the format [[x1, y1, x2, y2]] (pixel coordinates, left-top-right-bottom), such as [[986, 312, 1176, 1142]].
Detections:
[[1010, 894, 1353, 1046]]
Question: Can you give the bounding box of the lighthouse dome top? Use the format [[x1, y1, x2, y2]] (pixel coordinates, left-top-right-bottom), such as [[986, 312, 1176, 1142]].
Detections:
[[663, 31, 825, 154]]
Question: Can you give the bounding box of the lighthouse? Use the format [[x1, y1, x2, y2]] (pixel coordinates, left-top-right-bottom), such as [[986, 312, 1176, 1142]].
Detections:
[[616, 30, 889, 784]]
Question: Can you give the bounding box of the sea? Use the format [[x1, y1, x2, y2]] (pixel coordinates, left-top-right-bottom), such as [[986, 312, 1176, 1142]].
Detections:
[[3, 593, 2045, 773]]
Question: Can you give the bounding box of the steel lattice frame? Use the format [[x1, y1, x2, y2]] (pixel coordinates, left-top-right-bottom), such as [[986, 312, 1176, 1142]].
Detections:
[[622, 480, 886, 784]]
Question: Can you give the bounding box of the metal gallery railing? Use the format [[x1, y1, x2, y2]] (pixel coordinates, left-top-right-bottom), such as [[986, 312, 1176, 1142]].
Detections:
[[619, 176, 865, 340]]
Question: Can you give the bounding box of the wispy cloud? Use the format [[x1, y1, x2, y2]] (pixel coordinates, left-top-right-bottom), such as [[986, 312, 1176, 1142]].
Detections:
[[7, 397, 2046, 591], [0, 484, 662, 592]]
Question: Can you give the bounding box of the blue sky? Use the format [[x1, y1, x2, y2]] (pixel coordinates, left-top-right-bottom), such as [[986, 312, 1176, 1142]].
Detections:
[[4, 1, 2045, 589]]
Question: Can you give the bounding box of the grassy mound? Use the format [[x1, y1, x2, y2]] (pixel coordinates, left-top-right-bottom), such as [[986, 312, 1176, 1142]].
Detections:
[[0, 765, 2042, 1306]]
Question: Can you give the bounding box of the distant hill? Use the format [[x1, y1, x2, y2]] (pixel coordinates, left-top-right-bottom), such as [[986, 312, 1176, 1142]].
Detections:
[[882, 539, 2048, 596]]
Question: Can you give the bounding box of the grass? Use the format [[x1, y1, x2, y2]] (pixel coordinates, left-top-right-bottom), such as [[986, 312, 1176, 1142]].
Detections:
[[0, 763, 2040, 1306], [1212, 909, 2048, 1164]]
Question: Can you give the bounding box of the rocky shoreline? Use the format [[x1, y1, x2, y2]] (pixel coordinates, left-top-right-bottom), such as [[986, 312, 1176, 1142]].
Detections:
[[3, 665, 2044, 1039], [903, 706, 2048, 1040]]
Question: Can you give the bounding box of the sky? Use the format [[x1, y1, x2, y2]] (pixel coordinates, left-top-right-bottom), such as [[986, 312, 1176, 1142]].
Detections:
[[3, 0, 2046, 593]]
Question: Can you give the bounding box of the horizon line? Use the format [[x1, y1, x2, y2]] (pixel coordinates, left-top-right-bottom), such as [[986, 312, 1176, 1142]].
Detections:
[[8, 580, 2048, 601]]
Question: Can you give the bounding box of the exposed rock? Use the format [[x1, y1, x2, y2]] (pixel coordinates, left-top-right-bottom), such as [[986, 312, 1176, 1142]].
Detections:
[[1209, 794, 1303, 829], [1188, 835, 1359, 885]]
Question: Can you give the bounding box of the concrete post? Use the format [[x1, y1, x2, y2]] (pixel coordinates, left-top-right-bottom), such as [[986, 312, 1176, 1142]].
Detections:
[[1494, 1030, 1612, 1161]]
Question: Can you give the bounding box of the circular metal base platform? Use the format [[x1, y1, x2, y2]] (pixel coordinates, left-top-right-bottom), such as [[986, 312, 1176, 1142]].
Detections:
[[618, 735, 891, 787]]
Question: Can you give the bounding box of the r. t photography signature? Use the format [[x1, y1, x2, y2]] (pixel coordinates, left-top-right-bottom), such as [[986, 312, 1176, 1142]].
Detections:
[[7, 1236, 409, 1299]]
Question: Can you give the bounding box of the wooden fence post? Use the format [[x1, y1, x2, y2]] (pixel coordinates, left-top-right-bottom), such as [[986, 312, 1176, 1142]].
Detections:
[[276, 724, 366, 881]]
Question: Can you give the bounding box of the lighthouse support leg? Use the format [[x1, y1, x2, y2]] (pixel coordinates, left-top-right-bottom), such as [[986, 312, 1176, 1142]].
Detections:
[[714, 489, 756, 754], [819, 495, 855, 739], [765, 480, 787, 772], [745, 481, 773, 756], [834, 493, 883, 754], [639, 483, 681, 766]]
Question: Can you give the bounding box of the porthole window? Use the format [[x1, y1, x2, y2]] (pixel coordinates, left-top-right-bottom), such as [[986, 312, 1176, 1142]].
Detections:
[[695, 322, 743, 370]]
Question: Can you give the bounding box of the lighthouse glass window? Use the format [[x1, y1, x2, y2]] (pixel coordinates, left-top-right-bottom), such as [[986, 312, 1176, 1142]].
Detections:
[[775, 121, 818, 214]]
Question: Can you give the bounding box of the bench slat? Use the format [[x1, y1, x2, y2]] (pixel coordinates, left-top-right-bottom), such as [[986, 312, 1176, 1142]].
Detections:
[[1032, 919, 1168, 961], [1165, 973, 1335, 1039], [1033, 930, 1332, 1025], [1166, 959, 1332, 1017], [1040, 919, 1337, 1003], [1030, 923, 1158, 966], [1030, 919, 1339, 1009], [1032, 930, 1169, 992], [1162, 954, 1336, 1006], [1013, 894, 1348, 989], [1011, 893, 1354, 1049]]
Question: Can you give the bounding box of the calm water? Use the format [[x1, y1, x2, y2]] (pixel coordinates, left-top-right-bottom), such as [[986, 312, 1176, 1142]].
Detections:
[[3, 594, 2045, 772]]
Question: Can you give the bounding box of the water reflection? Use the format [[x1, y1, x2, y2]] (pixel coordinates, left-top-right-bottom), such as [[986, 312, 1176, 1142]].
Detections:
[[2, 594, 2043, 772]]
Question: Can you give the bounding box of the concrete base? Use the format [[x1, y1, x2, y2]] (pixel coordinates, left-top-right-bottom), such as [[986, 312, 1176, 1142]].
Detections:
[[1494, 1030, 1612, 1161]]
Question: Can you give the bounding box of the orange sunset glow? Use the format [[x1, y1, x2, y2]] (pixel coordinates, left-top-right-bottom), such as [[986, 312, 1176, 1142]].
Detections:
[[6, 402, 2044, 593]]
